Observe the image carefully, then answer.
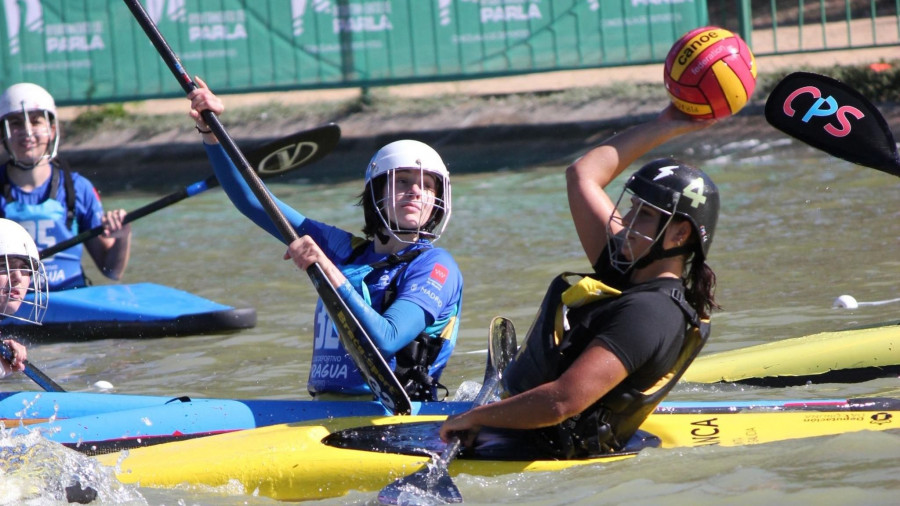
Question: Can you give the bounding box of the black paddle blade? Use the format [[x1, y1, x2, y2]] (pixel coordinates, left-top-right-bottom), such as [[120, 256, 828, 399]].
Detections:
[[765, 72, 900, 177], [489, 317, 517, 376], [378, 465, 462, 505], [246, 123, 341, 177]]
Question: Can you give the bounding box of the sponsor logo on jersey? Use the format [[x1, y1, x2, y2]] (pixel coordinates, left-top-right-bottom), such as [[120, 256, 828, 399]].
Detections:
[[428, 263, 448, 288]]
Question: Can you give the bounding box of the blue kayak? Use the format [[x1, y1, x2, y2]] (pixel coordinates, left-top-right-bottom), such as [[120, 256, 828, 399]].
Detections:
[[0, 391, 870, 456], [0, 391, 468, 454], [0, 282, 256, 341]]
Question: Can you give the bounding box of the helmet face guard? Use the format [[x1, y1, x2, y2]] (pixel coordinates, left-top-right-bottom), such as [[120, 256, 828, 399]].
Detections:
[[606, 187, 678, 274], [0, 83, 60, 170], [0, 219, 49, 325], [606, 158, 719, 274], [365, 140, 451, 244]]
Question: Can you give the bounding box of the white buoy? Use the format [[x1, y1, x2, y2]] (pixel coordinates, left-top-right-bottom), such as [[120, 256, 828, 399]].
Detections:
[[833, 295, 859, 309], [93, 380, 114, 390]]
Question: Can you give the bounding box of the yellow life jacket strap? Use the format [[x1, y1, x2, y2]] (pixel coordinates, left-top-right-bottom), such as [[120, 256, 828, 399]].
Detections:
[[560, 274, 622, 308]]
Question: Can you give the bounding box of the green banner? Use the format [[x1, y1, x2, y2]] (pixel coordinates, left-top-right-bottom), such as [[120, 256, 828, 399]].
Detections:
[[0, 1, 708, 106]]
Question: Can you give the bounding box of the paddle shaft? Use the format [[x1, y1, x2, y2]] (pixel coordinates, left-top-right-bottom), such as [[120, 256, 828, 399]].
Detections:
[[39, 122, 340, 260], [378, 317, 516, 504], [123, 1, 295, 241], [436, 371, 501, 469], [124, 0, 410, 415], [40, 175, 215, 258], [0, 341, 64, 392], [436, 318, 513, 476]]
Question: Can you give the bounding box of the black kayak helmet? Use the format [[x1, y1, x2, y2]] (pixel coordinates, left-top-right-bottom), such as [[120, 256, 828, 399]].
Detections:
[[608, 158, 719, 273]]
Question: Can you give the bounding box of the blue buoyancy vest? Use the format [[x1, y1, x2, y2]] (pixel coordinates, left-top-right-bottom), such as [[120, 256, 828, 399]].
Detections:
[[1, 165, 86, 290], [308, 242, 457, 400]]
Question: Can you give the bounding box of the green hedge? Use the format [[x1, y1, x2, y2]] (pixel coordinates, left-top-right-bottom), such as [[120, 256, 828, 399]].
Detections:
[[756, 59, 900, 103]]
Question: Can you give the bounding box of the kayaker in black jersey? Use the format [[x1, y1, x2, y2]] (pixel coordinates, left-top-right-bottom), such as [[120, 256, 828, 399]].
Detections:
[[440, 105, 720, 459], [0, 218, 47, 377]]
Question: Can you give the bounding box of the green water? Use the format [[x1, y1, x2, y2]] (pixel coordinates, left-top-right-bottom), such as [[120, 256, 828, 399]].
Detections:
[[4, 140, 900, 504]]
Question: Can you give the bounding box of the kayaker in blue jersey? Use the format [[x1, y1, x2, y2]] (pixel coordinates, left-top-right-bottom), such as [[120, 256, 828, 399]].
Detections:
[[0, 218, 49, 378], [188, 78, 463, 401], [0, 217, 99, 503], [0, 83, 132, 291], [440, 105, 720, 458]]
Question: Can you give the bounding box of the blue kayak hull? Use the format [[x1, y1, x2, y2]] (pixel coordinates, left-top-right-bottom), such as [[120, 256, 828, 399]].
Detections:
[[0, 391, 871, 455], [0, 392, 469, 454], [0, 282, 256, 340]]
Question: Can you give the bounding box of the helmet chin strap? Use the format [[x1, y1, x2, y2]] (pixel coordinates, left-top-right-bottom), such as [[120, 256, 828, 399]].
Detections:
[[378, 206, 438, 245], [11, 157, 42, 171], [631, 242, 694, 271], [375, 228, 391, 245], [630, 217, 693, 271]]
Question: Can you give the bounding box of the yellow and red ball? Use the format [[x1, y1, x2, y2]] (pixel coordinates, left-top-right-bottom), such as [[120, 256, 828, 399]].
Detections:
[[664, 26, 757, 120]]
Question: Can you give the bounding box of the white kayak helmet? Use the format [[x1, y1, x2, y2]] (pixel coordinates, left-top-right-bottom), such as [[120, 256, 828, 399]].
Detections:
[[0, 218, 49, 324], [363, 140, 451, 243], [0, 82, 61, 169]]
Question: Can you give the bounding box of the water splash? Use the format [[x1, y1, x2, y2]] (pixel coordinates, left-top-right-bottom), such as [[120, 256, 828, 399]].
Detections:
[[0, 428, 144, 504]]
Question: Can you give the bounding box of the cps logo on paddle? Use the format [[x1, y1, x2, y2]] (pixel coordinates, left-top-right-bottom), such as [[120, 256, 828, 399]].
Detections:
[[870, 412, 893, 425], [780, 85, 865, 138]]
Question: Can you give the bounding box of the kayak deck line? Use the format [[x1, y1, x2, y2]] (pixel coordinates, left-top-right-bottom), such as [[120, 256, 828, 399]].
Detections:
[[715, 365, 900, 387], [0, 282, 256, 340], [94, 398, 900, 502], [0, 417, 53, 427], [72, 430, 235, 457]]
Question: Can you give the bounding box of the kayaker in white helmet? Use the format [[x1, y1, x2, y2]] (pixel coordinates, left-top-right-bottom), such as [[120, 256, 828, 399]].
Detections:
[[441, 105, 721, 459], [188, 78, 462, 402], [0, 218, 49, 377], [0, 82, 132, 291]]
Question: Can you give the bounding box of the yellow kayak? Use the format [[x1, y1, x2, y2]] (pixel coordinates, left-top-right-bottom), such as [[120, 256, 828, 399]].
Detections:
[[684, 322, 900, 385], [97, 397, 900, 502]]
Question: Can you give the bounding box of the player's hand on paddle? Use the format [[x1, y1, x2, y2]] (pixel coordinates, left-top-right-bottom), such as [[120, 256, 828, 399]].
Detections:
[[188, 75, 224, 135], [101, 209, 131, 239], [1, 339, 27, 373], [440, 412, 481, 448], [283, 236, 347, 287]]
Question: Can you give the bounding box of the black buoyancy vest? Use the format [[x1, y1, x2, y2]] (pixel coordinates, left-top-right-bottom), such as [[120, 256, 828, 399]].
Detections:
[[347, 242, 448, 401], [1, 160, 76, 229], [504, 272, 710, 458]]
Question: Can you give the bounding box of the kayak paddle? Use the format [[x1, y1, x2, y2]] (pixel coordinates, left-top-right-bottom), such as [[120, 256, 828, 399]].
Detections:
[[378, 316, 518, 505], [764, 71, 900, 177], [0, 340, 65, 392], [123, 0, 412, 415], [39, 123, 341, 259]]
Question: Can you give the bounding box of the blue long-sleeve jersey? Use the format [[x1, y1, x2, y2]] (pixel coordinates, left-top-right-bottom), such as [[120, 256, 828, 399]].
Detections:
[[205, 143, 462, 396]]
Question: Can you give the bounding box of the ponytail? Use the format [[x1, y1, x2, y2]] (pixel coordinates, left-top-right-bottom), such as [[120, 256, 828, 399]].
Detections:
[[684, 253, 719, 319]]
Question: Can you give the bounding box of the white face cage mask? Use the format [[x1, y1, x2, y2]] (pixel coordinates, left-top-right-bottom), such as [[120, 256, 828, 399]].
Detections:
[[371, 166, 452, 244], [606, 188, 677, 274], [1, 253, 49, 325], [2, 109, 60, 170]]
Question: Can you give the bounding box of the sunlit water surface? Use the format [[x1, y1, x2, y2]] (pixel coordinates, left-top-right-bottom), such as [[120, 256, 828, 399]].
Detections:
[[2, 136, 899, 504]]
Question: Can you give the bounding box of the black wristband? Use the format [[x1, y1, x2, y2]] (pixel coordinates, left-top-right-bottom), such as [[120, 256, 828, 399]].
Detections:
[[195, 125, 212, 134]]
